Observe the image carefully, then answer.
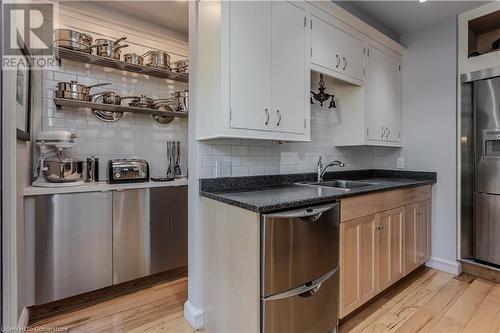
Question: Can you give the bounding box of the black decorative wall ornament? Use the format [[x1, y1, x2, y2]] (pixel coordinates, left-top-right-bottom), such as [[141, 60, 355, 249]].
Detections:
[[310, 73, 336, 109]]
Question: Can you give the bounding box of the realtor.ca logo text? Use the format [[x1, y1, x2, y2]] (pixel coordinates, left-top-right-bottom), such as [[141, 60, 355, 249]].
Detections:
[[3, 1, 57, 70]]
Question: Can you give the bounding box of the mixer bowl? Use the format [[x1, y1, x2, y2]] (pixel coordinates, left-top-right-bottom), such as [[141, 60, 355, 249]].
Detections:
[[42, 159, 84, 183]]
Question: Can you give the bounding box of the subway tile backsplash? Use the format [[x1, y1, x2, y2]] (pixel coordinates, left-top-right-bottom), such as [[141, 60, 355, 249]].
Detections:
[[42, 60, 188, 179]]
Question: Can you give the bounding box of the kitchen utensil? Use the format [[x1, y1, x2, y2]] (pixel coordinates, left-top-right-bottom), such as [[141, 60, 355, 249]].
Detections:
[[173, 59, 189, 74], [95, 37, 128, 59], [143, 50, 171, 70], [124, 53, 144, 65], [90, 92, 124, 122], [122, 95, 155, 109], [152, 114, 175, 125], [173, 90, 188, 112], [53, 29, 104, 53], [492, 38, 500, 51], [166, 141, 175, 180], [42, 158, 84, 183], [174, 141, 182, 177], [55, 81, 111, 101], [86, 156, 99, 182], [108, 159, 149, 184]]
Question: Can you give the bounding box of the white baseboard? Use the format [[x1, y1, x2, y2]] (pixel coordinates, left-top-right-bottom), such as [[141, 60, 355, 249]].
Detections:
[[17, 307, 29, 331], [184, 301, 204, 330], [426, 257, 462, 275]]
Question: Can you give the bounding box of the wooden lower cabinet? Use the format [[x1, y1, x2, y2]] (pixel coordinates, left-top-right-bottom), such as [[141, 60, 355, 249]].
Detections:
[[339, 187, 432, 318], [378, 208, 404, 291], [339, 215, 378, 317]]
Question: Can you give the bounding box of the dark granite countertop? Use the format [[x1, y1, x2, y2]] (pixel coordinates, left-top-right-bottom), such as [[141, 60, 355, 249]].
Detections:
[[200, 169, 436, 213]]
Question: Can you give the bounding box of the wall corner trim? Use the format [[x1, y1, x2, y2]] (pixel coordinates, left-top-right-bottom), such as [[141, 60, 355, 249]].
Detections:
[[426, 257, 461, 276], [17, 308, 29, 331], [184, 300, 204, 330]]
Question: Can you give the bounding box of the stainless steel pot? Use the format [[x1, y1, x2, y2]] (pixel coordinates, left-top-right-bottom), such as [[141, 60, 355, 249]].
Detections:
[[143, 50, 171, 70], [42, 158, 84, 183], [122, 95, 155, 109], [53, 29, 104, 53], [90, 91, 122, 105], [173, 90, 188, 112], [124, 53, 144, 65], [173, 59, 189, 73], [56, 81, 111, 95], [95, 37, 128, 59]]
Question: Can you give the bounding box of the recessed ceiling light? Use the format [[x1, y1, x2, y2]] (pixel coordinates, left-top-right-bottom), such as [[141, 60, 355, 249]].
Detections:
[[418, 0, 427, 3]]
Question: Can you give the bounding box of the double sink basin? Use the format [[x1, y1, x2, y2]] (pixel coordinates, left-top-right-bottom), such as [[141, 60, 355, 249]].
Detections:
[[296, 179, 379, 191]]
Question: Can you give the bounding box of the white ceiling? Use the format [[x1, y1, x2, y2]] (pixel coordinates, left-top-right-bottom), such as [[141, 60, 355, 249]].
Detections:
[[338, 1, 490, 36], [98, 1, 188, 38]]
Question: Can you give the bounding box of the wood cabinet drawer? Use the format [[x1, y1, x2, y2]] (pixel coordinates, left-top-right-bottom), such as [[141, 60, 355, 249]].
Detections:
[[340, 189, 403, 222], [404, 185, 431, 204]]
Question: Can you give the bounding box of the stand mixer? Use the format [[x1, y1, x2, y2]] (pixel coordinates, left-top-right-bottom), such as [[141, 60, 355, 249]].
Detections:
[[32, 130, 85, 188]]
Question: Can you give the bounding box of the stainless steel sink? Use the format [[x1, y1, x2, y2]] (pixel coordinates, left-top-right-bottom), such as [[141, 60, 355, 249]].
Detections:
[[297, 179, 378, 190]]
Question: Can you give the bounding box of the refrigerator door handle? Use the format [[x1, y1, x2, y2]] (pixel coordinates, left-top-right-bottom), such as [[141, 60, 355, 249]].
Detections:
[[263, 267, 337, 301]]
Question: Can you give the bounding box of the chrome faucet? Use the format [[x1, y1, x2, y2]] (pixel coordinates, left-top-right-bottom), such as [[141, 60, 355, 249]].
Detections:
[[317, 156, 345, 182]]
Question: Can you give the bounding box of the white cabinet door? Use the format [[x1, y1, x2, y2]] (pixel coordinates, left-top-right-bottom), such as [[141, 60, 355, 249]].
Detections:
[[311, 15, 364, 81], [365, 45, 401, 143], [229, 1, 272, 131], [271, 1, 306, 134]]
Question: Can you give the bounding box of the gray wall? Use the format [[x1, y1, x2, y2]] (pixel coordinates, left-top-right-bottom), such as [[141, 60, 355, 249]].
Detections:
[[375, 17, 459, 273]]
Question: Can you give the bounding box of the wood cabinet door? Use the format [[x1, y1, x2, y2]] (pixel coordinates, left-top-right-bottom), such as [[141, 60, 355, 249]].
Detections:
[[404, 203, 419, 274], [339, 215, 377, 318], [229, 1, 272, 132], [377, 207, 404, 291], [365, 44, 401, 143], [416, 200, 431, 264], [271, 1, 306, 135]]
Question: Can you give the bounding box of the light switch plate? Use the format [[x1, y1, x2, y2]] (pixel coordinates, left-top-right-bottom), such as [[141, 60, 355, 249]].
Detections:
[[216, 160, 231, 177], [396, 157, 405, 169]]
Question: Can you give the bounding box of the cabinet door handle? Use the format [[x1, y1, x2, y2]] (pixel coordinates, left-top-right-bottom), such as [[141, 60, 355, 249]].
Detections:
[[342, 57, 347, 70], [386, 127, 390, 139], [336, 54, 340, 68], [276, 110, 281, 127], [381, 126, 386, 139], [265, 108, 270, 125]]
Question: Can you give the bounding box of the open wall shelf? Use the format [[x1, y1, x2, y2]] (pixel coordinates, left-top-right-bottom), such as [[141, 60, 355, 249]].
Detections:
[[53, 98, 189, 118], [54, 47, 189, 83]]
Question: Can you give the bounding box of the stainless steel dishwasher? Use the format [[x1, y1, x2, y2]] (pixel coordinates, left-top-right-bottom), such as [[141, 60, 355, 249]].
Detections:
[[261, 202, 339, 333]]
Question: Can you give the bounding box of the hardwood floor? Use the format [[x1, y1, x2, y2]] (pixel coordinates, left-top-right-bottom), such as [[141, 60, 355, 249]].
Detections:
[[30, 268, 500, 333]]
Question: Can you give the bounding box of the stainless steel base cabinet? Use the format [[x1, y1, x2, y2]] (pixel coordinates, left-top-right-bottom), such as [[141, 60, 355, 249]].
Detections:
[[113, 188, 173, 284], [34, 192, 113, 305]]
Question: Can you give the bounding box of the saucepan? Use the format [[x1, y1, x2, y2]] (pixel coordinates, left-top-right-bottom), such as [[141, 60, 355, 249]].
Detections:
[[123, 53, 145, 65], [95, 37, 128, 60], [54, 81, 111, 101], [143, 50, 171, 70], [53, 29, 105, 53]]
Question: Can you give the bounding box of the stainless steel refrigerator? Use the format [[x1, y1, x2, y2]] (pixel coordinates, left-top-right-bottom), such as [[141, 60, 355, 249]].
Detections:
[[474, 75, 500, 266]]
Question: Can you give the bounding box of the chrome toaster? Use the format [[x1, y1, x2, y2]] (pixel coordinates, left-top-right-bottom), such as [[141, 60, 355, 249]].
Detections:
[[108, 159, 149, 183]]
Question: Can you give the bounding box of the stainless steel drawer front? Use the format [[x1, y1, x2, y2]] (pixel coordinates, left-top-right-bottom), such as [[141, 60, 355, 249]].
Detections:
[[262, 203, 339, 297], [262, 269, 338, 333], [34, 192, 112, 304]]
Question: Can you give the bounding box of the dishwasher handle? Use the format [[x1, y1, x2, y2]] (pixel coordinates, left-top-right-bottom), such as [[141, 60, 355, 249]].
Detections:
[[264, 202, 338, 222], [264, 267, 337, 301]]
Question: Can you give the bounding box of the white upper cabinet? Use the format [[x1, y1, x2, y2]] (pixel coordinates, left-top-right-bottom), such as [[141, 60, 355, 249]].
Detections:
[[229, 2, 272, 132], [271, 1, 307, 135], [365, 45, 401, 144], [197, 1, 310, 142], [311, 15, 365, 85], [331, 42, 402, 147]]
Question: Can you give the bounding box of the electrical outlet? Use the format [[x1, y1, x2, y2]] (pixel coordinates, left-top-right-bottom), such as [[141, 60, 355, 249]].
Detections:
[[216, 160, 231, 177], [396, 157, 405, 169]]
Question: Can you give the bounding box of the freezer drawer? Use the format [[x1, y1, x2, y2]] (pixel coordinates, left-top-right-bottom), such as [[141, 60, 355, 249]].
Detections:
[[474, 193, 500, 265], [262, 269, 338, 333], [113, 188, 172, 284], [34, 192, 112, 304], [262, 203, 339, 297]]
